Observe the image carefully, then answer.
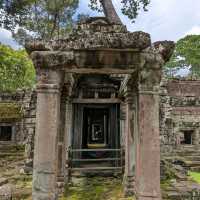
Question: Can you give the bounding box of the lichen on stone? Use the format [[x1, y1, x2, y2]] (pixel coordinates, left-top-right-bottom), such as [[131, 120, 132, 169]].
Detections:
[[0, 103, 23, 122]]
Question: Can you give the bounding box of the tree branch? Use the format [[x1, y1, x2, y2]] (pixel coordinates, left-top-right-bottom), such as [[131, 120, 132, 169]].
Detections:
[[100, 0, 122, 25]]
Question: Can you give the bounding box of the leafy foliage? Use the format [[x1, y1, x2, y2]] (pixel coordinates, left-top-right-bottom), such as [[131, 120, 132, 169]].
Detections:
[[0, 44, 35, 92], [188, 171, 200, 184], [89, 0, 151, 22], [121, 0, 150, 21], [0, 0, 79, 42], [165, 35, 200, 77], [0, 0, 151, 42]]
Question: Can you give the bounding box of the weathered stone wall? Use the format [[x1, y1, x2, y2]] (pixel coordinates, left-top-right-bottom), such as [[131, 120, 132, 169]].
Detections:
[[0, 90, 36, 155], [160, 78, 200, 155], [1, 78, 200, 167]]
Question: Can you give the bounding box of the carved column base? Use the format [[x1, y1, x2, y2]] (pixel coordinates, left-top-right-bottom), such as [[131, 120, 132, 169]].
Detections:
[[124, 175, 135, 197], [57, 179, 65, 196]]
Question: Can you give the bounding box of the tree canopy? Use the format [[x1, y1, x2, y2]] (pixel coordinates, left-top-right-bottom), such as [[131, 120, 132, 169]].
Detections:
[[90, 0, 150, 24], [165, 35, 200, 77], [0, 0, 79, 42], [0, 0, 151, 37], [0, 44, 35, 92]]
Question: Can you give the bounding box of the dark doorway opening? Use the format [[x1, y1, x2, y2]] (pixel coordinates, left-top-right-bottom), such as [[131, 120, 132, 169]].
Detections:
[[82, 107, 109, 149], [71, 104, 121, 170], [182, 130, 193, 145], [0, 126, 12, 141]]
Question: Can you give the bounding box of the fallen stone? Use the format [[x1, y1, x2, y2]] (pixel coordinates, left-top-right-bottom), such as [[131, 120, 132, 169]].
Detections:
[[0, 178, 8, 187], [0, 184, 13, 199]]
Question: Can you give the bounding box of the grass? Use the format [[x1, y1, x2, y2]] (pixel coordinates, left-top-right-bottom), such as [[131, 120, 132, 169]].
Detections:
[[60, 177, 135, 200], [188, 171, 200, 183]]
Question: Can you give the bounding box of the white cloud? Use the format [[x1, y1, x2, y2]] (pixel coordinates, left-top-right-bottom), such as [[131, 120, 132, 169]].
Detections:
[[79, 0, 200, 42], [185, 26, 200, 36], [0, 28, 19, 49], [1, 0, 200, 48]]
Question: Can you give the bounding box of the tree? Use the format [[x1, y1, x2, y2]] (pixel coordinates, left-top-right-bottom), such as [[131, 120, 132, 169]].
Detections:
[[89, 0, 150, 24], [0, 43, 35, 92], [165, 35, 200, 77], [0, 0, 79, 41], [0, 0, 151, 43]]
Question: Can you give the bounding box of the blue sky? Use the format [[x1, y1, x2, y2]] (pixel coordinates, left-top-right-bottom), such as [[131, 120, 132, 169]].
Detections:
[[1, 0, 200, 49]]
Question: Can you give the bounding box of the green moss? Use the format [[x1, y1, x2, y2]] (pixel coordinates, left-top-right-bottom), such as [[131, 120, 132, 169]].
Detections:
[[0, 102, 23, 121], [161, 180, 171, 190], [60, 177, 135, 200], [188, 171, 200, 183]]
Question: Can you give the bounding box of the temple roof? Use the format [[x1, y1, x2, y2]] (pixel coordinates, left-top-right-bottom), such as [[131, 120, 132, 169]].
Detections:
[[26, 17, 175, 73], [26, 17, 151, 53]]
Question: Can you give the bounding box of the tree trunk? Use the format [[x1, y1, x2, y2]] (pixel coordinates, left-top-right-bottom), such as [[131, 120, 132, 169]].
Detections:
[[100, 0, 122, 25]]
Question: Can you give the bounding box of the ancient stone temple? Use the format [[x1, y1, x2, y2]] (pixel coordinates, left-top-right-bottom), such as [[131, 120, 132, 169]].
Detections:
[[0, 91, 36, 145], [160, 79, 200, 156], [26, 17, 174, 200]]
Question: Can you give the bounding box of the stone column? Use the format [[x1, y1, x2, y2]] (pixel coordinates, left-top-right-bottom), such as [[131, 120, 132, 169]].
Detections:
[[136, 86, 161, 200], [32, 69, 63, 200], [65, 100, 73, 179], [135, 53, 163, 200], [193, 128, 200, 146], [124, 86, 136, 196], [57, 89, 67, 191]]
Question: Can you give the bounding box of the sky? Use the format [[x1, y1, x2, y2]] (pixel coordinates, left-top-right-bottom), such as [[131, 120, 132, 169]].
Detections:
[[0, 0, 200, 49]]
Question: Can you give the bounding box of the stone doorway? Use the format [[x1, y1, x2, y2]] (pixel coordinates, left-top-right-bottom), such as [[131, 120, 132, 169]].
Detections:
[[27, 17, 174, 200], [71, 104, 121, 170], [0, 125, 12, 141], [182, 130, 194, 145], [83, 107, 109, 149]]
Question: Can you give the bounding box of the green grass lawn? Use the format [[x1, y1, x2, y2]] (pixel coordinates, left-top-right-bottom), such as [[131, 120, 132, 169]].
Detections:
[[188, 171, 200, 183]]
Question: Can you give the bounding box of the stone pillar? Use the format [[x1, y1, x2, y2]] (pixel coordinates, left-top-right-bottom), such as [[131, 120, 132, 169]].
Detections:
[[65, 99, 73, 180], [57, 90, 67, 191], [193, 128, 200, 146], [135, 53, 163, 200], [136, 86, 161, 200], [120, 102, 126, 151], [124, 87, 136, 196], [32, 69, 63, 200]]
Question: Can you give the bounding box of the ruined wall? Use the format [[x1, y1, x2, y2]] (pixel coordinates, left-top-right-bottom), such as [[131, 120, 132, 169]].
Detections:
[[1, 78, 200, 160], [0, 90, 36, 150], [160, 78, 200, 155]]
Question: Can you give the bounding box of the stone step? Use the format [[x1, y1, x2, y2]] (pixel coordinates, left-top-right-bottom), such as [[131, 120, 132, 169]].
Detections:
[[184, 160, 200, 167], [175, 172, 187, 181], [182, 155, 200, 161], [190, 166, 200, 172], [0, 152, 24, 157], [0, 145, 25, 154], [175, 149, 200, 155]]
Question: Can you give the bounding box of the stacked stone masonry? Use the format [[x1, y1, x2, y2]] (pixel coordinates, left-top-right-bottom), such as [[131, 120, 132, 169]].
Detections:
[[1, 78, 200, 166], [1, 18, 178, 200]]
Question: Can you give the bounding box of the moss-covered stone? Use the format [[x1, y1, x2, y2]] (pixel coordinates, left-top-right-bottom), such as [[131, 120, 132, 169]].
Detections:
[[0, 102, 23, 122], [60, 177, 135, 200], [188, 171, 200, 183]]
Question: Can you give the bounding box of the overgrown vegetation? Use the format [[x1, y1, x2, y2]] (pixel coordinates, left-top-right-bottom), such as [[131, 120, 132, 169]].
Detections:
[[165, 35, 200, 77], [0, 0, 79, 42], [0, 103, 23, 121], [188, 171, 200, 184], [0, 44, 35, 92], [0, 144, 32, 199], [60, 177, 135, 200]]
